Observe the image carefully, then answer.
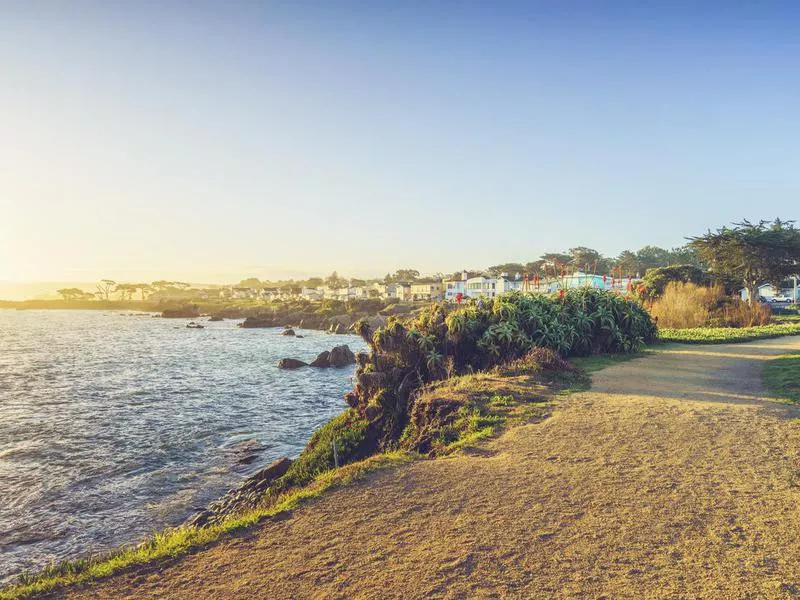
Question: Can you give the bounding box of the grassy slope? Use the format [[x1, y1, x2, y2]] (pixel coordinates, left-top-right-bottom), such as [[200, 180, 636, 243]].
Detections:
[[762, 354, 800, 404]]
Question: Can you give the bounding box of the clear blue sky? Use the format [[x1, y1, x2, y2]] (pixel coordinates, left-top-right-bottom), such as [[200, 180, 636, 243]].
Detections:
[[2, 1, 799, 283]]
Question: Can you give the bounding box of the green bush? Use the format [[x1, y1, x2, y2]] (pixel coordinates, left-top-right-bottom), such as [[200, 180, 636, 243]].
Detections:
[[349, 289, 656, 449], [278, 411, 371, 488], [640, 265, 707, 301]]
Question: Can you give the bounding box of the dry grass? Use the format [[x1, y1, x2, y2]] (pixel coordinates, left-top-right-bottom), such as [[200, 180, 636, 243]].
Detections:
[[650, 282, 770, 328]]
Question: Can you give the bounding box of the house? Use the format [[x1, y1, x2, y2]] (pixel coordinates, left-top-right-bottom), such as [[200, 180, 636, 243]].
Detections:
[[372, 282, 402, 299], [496, 272, 524, 294], [260, 287, 281, 301], [300, 287, 323, 300], [465, 276, 498, 299], [546, 272, 611, 292], [444, 271, 469, 301], [444, 271, 524, 300], [740, 281, 799, 302], [230, 287, 258, 300], [395, 283, 412, 301], [410, 280, 444, 301]]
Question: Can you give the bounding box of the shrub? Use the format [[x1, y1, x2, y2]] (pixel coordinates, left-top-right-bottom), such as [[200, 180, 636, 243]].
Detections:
[[277, 411, 372, 489], [649, 282, 771, 328], [495, 347, 578, 376], [349, 289, 656, 451], [640, 264, 707, 301]]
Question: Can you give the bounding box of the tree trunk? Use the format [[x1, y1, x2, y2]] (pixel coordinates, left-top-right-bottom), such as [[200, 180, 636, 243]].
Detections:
[[745, 283, 758, 305]]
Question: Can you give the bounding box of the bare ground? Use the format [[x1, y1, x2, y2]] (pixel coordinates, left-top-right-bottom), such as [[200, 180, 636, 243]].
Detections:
[[63, 337, 800, 599]]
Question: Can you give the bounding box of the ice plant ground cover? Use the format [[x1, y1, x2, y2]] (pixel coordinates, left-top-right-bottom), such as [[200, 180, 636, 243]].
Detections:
[[658, 323, 800, 344]]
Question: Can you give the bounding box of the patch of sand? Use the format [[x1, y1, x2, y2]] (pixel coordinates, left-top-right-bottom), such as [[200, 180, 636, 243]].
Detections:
[[63, 337, 800, 599]]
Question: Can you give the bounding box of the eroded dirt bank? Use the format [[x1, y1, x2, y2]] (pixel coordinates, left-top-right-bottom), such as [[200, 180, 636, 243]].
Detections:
[[63, 337, 800, 599]]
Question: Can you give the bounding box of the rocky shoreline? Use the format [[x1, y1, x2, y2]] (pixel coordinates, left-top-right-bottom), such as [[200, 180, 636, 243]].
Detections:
[[185, 342, 359, 528], [186, 457, 294, 528]]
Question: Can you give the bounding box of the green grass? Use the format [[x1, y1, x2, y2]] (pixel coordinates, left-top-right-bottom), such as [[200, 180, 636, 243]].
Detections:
[[762, 354, 800, 404], [773, 314, 800, 323], [657, 323, 800, 344], [0, 452, 415, 600]]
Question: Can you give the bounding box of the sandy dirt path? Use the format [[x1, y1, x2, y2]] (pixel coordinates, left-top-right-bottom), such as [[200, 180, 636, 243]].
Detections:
[[63, 337, 800, 599]]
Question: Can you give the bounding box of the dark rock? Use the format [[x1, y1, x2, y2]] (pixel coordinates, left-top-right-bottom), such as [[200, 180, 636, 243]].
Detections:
[[185, 457, 294, 528], [357, 371, 387, 394], [309, 350, 331, 368], [281, 328, 296, 336], [328, 315, 353, 330], [277, 358, 307, 369], [242, 457, 293, 488], [239, 316, 272, 328], [162, 306, 200, 318], [230, 439, 263, 466], [329, 344, 356, 367], [187, 509, 214, 528]]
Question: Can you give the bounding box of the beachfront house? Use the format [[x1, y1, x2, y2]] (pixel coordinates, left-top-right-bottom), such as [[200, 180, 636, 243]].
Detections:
[[546, 272, 610, 293], [395, 283, 412, 301], [410, 280, 444, 301], [444, 271, 469, 301], [465, 275, 498, 299], [230, 287, 258, 300], [301, 287, 323, 300], [372, 282, 402, 299], [496, 273, 524, 294]]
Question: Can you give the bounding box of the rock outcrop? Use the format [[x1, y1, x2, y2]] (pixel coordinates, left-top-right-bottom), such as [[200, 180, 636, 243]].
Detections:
[[329, 344, 356, 367], [239, 317, 273, 328], [277, 358, 308, 369], [281, 328, 296, 336], [187, 457, 293, 528], [307, 345, 356, 368], [162, 306, 200, 318], [309, 350, 331, 368]]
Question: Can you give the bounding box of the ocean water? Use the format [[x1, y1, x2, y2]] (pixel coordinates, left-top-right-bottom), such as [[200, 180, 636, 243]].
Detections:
[[0, 309, 366, 582]]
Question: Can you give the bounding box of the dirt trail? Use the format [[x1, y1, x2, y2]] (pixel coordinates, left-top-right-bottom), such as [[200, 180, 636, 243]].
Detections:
[[65, 338, 800, 599]]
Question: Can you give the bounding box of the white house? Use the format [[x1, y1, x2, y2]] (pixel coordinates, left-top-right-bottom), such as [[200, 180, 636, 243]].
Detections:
[[740, 282, 799, 302], [372, 282, 402, 299], [300, 287, 323, 300], [395, 283, 412, 301], [230, 287, 258, 300], [465, 276, 498, 299], [444, 271, 469, 301], [444, 271, 524, 300], [496, 273, 524, 294]]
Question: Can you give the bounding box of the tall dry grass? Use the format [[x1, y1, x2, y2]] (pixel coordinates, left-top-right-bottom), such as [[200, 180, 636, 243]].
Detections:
[[649, 282, 771, 329]]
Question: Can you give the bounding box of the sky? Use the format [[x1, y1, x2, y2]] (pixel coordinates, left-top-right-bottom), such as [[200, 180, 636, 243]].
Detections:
[[2, 1, 800, 286]]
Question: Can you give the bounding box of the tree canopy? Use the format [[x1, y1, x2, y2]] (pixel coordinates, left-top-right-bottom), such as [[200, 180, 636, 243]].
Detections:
[[487, 263, 526, 276], [57, 288, 93, 301], [689, 219, 800, 302], [385, 269, 420, 283]]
